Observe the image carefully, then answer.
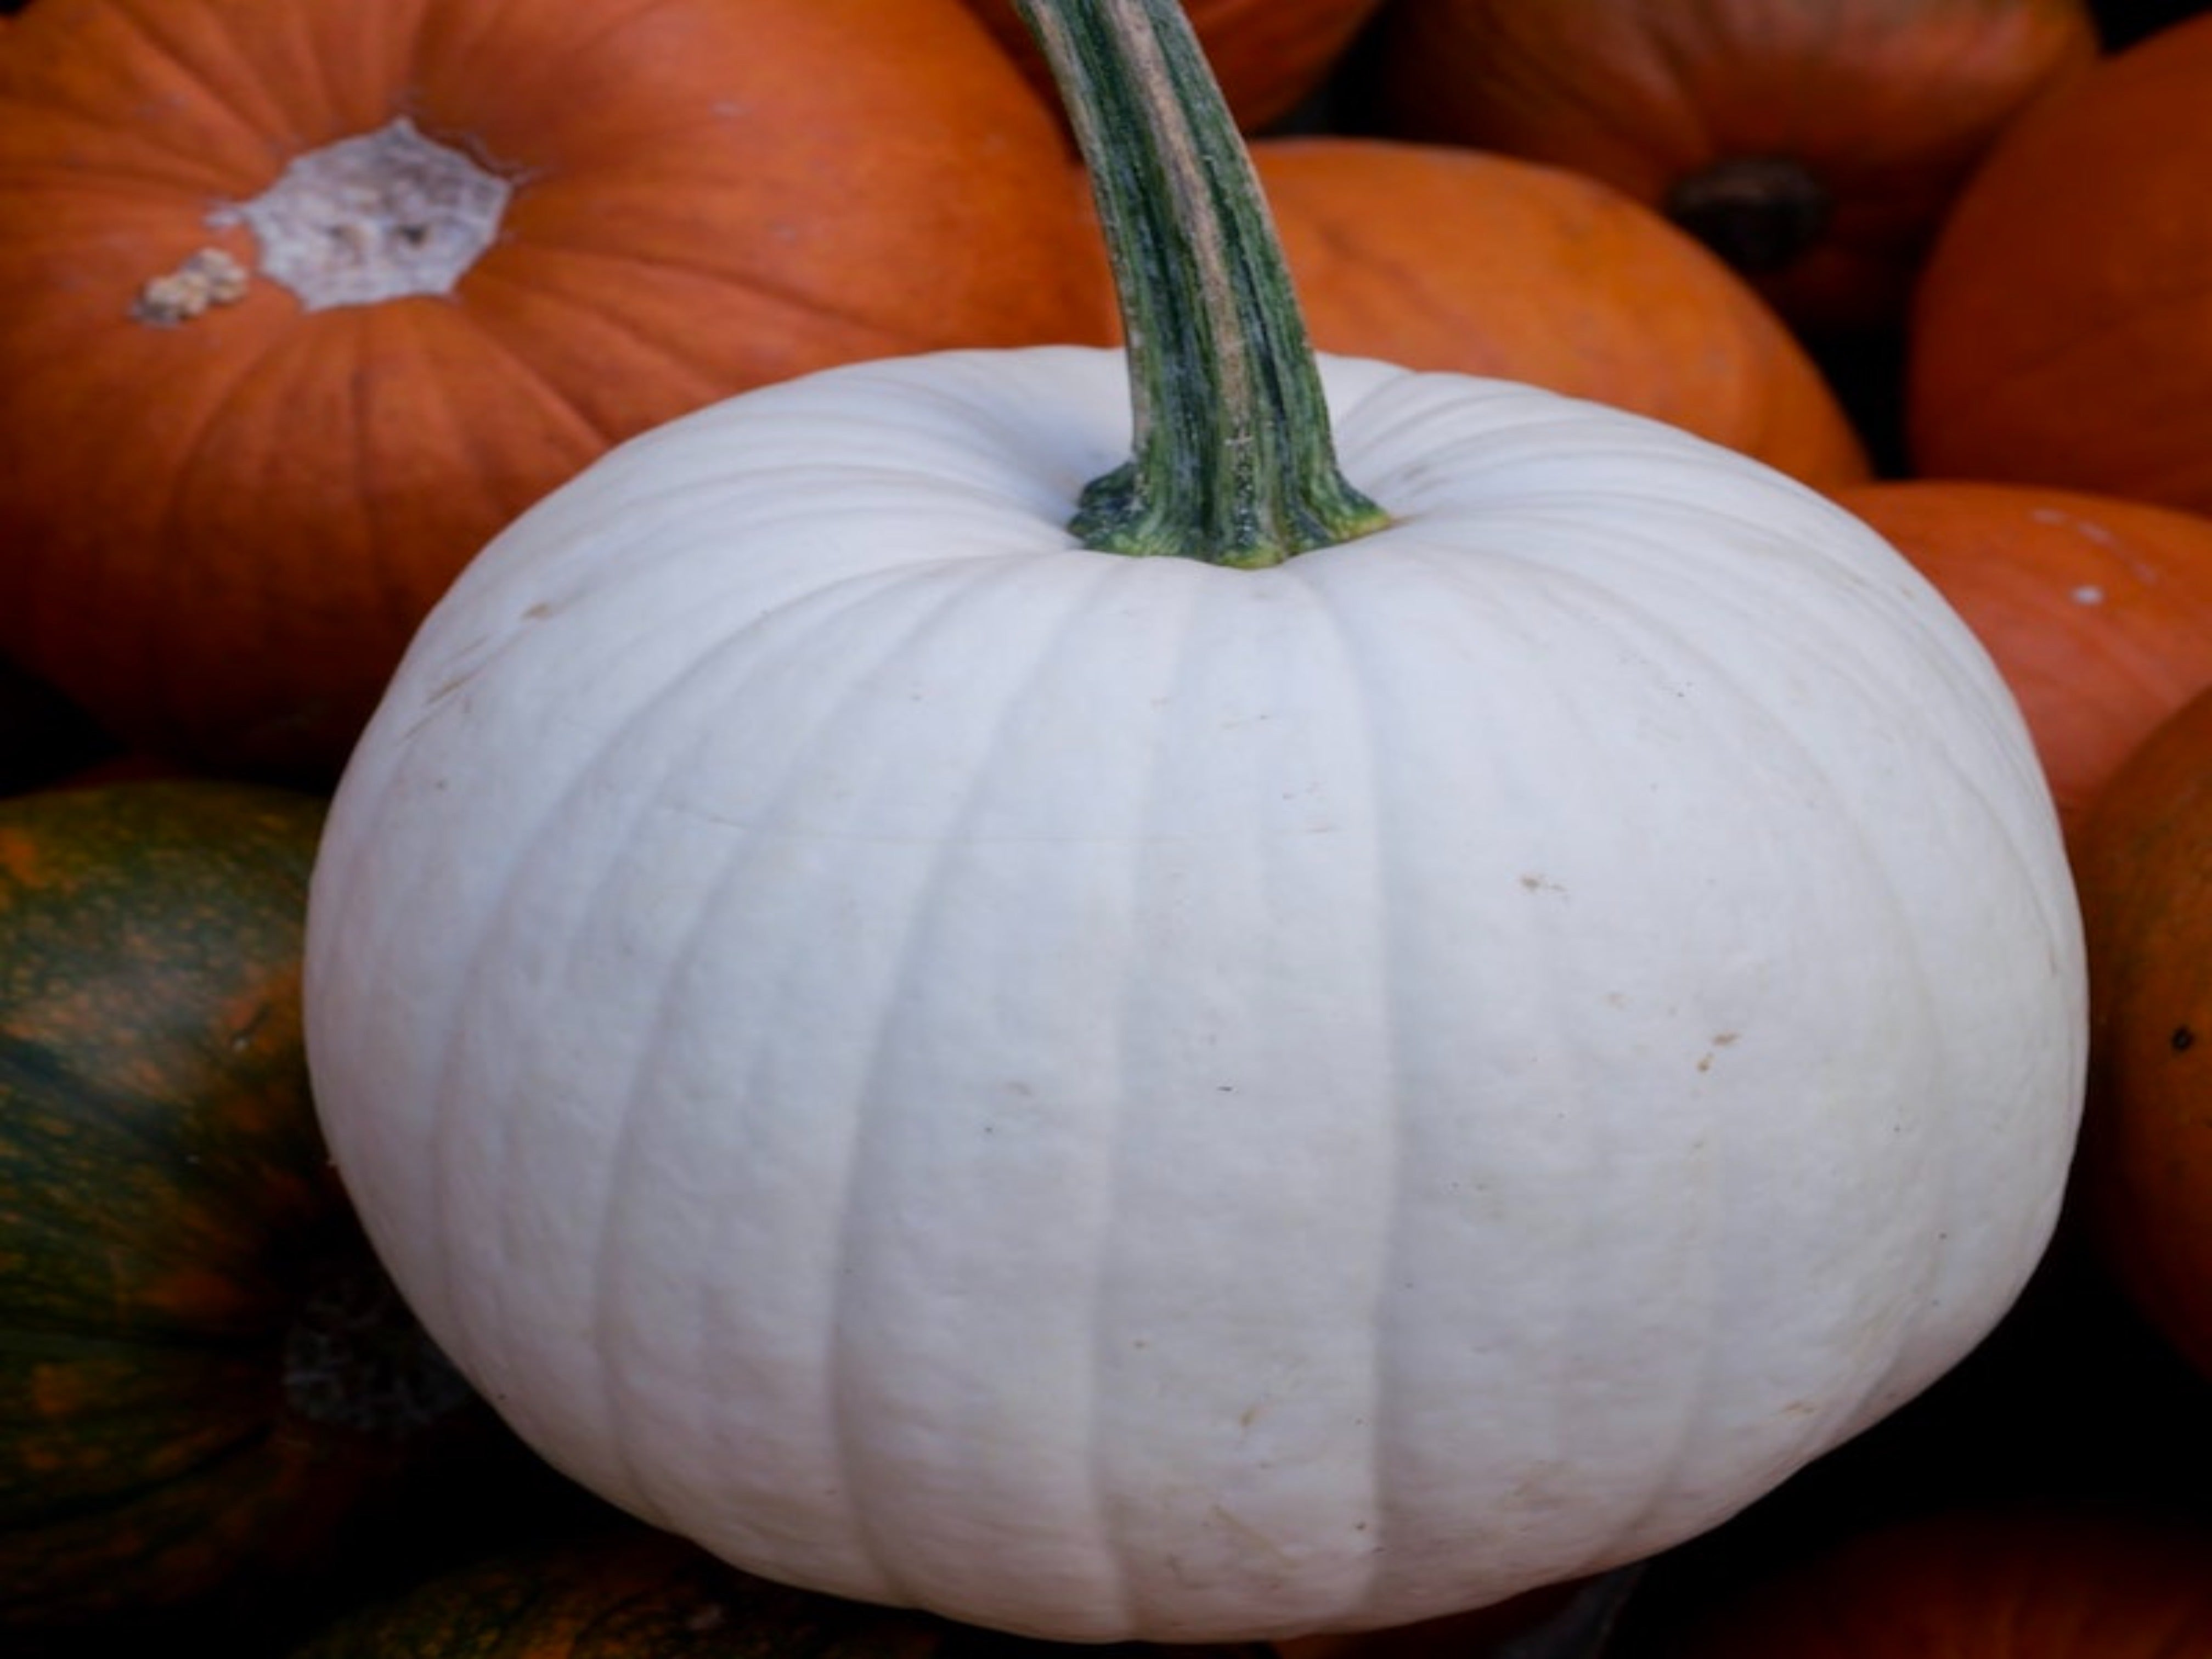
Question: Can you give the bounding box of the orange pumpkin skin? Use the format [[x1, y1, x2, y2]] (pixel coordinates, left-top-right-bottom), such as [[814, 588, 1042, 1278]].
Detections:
[[1239, 138, 1871, 488], [2073, 684, 2212, 1385], [0, 0, 1108, 785], [1831, 479, 2212, 844], [1367, 0, 2098, 334], [1909, 14, 2212, 511], [1673, 1506, 2212, 1656], [964, 0, 1389, 134]]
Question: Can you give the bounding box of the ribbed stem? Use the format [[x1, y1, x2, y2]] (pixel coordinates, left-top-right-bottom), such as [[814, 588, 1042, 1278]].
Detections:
[[1014, 0, 1389, 568]]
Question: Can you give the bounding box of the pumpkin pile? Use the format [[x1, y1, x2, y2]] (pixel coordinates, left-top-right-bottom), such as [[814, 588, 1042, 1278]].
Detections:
[[6, 1, 2212, 1657]]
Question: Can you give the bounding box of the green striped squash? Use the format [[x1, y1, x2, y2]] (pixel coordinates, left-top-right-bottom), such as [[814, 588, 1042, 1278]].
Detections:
[[0, 780, 489, 1645]]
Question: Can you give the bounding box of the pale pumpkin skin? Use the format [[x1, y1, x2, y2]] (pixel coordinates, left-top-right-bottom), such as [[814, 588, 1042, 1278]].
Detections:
[[303, 347, 2086, 1645]]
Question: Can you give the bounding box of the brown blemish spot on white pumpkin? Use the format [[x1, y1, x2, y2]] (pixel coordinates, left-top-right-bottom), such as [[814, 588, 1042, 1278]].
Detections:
[[131, 247, 249, 325], [1695, 1031, 1741, 1073], [211, 116, 511, 313]]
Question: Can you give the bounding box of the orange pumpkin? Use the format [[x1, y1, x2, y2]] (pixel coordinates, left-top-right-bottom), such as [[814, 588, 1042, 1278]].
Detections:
[[1365, 0, 2099, 335], [1831, 479, 2212, 844], [1909, 12, 2212, 511], [963, 0, 1389, 134], [2072, 681, 2212, 1384], [1239, 138, 1871, 488], [1669, 1504, 2212, 1656], [0, 0, 1107, 784]]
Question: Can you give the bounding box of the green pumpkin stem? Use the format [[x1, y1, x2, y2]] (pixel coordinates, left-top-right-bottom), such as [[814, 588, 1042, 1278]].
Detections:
[[1014, 0, 1389, 567]]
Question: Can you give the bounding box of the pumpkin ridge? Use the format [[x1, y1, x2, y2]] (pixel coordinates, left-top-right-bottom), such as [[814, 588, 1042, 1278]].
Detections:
[[488, 224, 971, 368], [1912, 278, 2212, 421], [423, 268, 627, 454], [782, 555, 1106, 1606], [458, 253, 865, 443], [376, 559, 1023, 1498], [1268, 553, 1400, 1626], [325, 304, 516, 647], [493, 0, 716, 87], [131, 323, 342, 727], [51, 0, 287, 189]]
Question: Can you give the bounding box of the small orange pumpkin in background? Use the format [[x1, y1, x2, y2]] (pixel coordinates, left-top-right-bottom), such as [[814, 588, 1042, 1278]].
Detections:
[[0, 0, 1107, 784], [1830, 479, 2212, 843], [1245, 138, 1871, 488], [1668, 1504, 2212, 1656], [1364, 0, 2100, 336], [1064, 137, 1875, 489], [1909, 10, 2212, 512], [2072, 681, 2212, 1387], [963, 0, 1389, 133]]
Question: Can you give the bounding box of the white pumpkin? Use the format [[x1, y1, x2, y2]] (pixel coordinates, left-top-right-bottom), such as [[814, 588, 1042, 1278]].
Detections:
[[303, 345, 2084, 1644], [302, 0, 2084, 1644]]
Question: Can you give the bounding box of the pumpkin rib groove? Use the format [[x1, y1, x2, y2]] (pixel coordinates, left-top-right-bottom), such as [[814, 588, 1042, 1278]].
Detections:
[[1321, 543, 1474, 1622], [483, 0, 705, 92], [1449, 502, 2000, 1425], [334, 307, 529, 648], [1380, 534, 1736, 1567], [129, 325, 341, 725], [1092, 554, 1229, 1631], [1074, 557, 1220, 1634], [483, 225, 951, 368], [810, 554, 1124, 1615], [67, 0, 290, 178], [1916, 283, 2212, 417], [424, 548, 1034, 1575], [1279, 555, 1401, 1624], [403, 670, 698, 1475], [998, 550, 1158, 1633], [458, 251, 855, 449], [1321, 549, 1475, 1621], [563, 751, 829, 1547], [451, 265, 690, 450]]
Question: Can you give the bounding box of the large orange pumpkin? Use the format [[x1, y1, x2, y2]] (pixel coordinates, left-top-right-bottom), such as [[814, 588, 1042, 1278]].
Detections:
[[1364, 0, 2099, 335], [1239, 138, 1871, 488], [1909, 12, 2212, 511], [2072, 681, 2212, 1384], [963, 0, 1389, 134], [0, 0, 1107, 783], [1670, 1504, 2212, 1656], [1831, 479, 2212, 843]]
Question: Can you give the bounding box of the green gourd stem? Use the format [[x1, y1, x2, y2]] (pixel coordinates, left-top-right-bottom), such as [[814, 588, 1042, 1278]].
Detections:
[[1013, 0, 1389, 567]]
